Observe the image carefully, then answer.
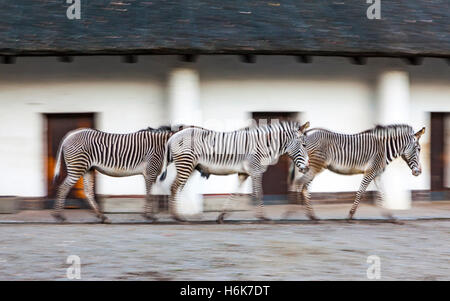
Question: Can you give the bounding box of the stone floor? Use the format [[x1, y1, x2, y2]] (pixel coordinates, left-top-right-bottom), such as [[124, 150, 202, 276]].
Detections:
[[0, 202, 448, 280], [0, 201, 449, 223]]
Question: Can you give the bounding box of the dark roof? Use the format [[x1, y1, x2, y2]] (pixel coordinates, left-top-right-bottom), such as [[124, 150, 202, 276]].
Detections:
[[1, 1, 449, 57]]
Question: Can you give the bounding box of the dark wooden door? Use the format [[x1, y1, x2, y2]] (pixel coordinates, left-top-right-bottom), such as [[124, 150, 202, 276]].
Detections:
[[46, 113, 95, 200], [430, 112, 450, 192], [252, 112, 299, 200]]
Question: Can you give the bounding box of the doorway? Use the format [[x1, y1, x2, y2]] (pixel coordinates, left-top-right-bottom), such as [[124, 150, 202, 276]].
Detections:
[[45, 113, 96, 207], [252, 112, 300, 202], [430, 112, 450, 199]]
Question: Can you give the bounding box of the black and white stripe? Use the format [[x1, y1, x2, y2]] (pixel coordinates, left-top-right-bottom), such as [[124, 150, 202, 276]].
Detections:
[[287, 124, 425, 220], [52, 126, 173, 222], [159, 121, 310, 222]]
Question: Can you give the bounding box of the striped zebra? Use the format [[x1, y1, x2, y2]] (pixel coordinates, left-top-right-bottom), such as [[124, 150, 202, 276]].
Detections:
[[286, 124, 426, 220], [52, 126, 174, 223], [159, 121, 311, 222]]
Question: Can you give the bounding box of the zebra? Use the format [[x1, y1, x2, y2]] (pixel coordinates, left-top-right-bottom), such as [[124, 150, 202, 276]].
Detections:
[[159, 121, 311, 222], [52, 126, 174, 223], [285, 124, 426, 221]]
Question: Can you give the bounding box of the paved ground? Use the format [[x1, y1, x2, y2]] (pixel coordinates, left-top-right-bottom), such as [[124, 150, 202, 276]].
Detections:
[[2, 201, 450, 223], [0, 202, 449, 280]]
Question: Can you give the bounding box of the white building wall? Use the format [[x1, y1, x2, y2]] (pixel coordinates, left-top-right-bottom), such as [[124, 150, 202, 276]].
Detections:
[[0, 57, 167, 197], [0, 56, 448, 197]]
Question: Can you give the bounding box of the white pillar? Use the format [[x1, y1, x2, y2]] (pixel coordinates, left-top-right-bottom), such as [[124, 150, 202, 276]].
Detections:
[[376, 70, 411, 210], [163, 68, 203, 215], [167, 68, 202, 125]]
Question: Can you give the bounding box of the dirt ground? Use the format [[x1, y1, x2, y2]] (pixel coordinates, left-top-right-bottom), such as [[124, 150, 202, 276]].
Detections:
[[0, 215, 448, 280]]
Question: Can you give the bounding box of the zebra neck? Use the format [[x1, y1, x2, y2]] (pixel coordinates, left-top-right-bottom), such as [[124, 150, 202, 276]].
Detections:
[[279, 133, 291, 156], [384, 136, 402, 165]]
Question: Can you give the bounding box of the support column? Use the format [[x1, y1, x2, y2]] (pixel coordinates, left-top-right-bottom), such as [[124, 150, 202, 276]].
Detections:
[[168, 68, 202, 125], [376, 70, 411, 210], [166, 68, 203, 215]]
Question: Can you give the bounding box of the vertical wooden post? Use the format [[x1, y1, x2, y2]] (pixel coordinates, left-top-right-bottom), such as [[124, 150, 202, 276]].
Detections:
[[430, 113, 445, 191]]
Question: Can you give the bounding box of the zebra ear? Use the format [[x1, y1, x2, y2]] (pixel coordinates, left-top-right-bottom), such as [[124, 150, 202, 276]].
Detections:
[[415, 127, 425, 139], [299, 121, 310, 133]]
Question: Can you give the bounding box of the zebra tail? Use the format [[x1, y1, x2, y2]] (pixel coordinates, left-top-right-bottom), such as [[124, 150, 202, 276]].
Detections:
[[53, 144, 64, 184], [158, 143, 172, 182]]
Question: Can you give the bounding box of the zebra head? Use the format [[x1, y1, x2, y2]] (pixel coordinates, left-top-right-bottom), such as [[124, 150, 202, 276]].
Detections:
[[401, 127, 425, 176], [285, 121, 310, 173]]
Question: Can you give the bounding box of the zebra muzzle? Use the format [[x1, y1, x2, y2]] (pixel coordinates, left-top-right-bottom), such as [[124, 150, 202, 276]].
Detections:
[[298, 166, 309, 174], [412, 167, 421, 176]]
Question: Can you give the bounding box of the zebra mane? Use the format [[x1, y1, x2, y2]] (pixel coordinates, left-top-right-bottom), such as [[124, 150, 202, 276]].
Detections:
[[243, 120, 303, 131], [305, 124, 414, 137], [140, 124, 208, 133], [174, 124, 208, 131], [369, 124, 414, 137], [139, 125, 173, 132]]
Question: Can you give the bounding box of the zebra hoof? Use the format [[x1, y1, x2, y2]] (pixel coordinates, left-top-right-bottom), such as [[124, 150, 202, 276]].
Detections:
[[346, 211, 356, 221], [142, 214, 158, 222], [282, 211, 295, 219], [98, 215, 111, 224], [101, 217, 112, 224], [257, 216, 272, 223], [381, 213, 403, 225], [387, 218, 403, 225], [172, 215, 188, 223], [308, 215, 320, 222], [216, 213, 227, 224], [51, 212, 67, 223]]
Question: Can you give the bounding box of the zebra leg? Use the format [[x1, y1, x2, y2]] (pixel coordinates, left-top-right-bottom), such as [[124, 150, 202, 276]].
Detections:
[[52, 174, 82, 222], [250, 174, 270, 221], [216, 193, 236, 224], [143, 176, 158, 221], [284, 170, 318, 220], [373, 177, 402, 224], [301, 181, 318, 221], [169, 160, 195, 222], [217, 173, 248, 224], [83, 171, 110, 224], [373, 177, 384, 207], [169, 179, 189, 223], [283, 177, 306, 218], [347, 172, 376, 220]]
